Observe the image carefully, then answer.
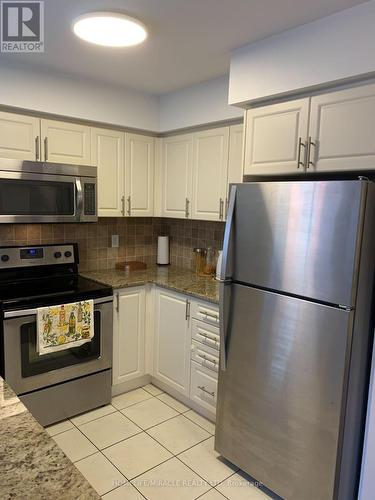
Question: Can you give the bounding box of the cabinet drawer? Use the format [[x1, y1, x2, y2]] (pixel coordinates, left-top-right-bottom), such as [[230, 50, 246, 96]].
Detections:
[[191, 301, 219, 326], [190, 361, 218, 413], [191, 340, 219, 373], [191, 319, 220, 351]]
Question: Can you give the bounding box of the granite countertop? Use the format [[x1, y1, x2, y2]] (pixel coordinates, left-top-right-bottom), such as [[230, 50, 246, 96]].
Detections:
[[82, 265, 220, 304], [0, 377, 99, 500]]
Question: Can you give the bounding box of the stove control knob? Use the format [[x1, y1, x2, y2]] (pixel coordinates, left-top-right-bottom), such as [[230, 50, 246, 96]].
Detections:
[[54, 251, 62, 259], [64, 251, 72, 258], [1, 254, 9, 262]]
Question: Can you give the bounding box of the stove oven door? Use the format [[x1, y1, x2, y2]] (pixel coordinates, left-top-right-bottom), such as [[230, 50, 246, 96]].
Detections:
[[2, 296, 113, 395]]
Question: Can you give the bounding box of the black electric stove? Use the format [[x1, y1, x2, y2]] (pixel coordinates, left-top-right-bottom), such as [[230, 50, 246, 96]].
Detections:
[[0, 243, 112, 311]]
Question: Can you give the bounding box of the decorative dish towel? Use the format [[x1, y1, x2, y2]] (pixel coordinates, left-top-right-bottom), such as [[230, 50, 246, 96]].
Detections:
[[37, 300, 94, 355]]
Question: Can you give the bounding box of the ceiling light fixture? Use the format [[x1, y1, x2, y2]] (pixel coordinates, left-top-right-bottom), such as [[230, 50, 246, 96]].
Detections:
[[72, 12, 147, 47]]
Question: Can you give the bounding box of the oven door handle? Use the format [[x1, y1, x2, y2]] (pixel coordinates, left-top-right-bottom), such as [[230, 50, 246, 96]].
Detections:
[[76, 178, 84, 221], [3, 296, 113, 318]]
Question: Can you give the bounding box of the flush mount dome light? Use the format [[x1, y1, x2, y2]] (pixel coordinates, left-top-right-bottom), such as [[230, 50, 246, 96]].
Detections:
[[72, 12, 147, 47]]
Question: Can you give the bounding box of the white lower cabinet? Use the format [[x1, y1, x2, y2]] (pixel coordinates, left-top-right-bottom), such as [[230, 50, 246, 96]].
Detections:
[[153, 288, 191, 397], [113, 287, 146, 386], [190, 361, 218, 414]]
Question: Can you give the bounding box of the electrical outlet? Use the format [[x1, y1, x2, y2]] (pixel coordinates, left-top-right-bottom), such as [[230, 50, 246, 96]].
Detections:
[[111, 235, 119, 248]]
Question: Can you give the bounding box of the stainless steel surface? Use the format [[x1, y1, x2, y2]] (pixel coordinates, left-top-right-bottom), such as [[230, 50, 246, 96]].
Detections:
[[0, 158, 97, 177], [185, 299, 191, 320], [20, 369, 112, 426], [3, 295, 113, 318], [121, 195, 125, 216], [3, 298, 113, 394], [0, 244, 75, 270], [219, 198, 224, 220], [215, 284, 352, 500], [0, 160, 97, 223], [127, 195, 131, 216], [198, 385, 215, 397], [232, 180, 366, 306], [297, 136, 306, 169], [185, 197, 190, 218], [44, 137, 48, 161], [35, 136, 40, 161]]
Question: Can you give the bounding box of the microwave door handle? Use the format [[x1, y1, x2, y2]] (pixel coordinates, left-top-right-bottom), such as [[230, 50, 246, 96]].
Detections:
[[75, 178, 84, 221], [219, 184, 237, 371]]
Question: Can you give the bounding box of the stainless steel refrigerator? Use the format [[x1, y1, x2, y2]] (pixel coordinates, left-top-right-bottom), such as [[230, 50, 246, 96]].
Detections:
[[215, 180, 375, 500]]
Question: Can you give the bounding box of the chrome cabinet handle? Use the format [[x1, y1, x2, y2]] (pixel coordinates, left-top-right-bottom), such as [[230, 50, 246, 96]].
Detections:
[[197, 353, 217, 365], [44, 137, 48, 161], [202, 310, 219, 321], [297, 137, 306, 169], [219, 198, 224, 220], [35, 136, 40, 161], [115, 293, 119, 313], [307, 137, 316, 169], [225, 197, 228, 219], [121, 196, 125, 216], [127, 196, 131, 216], [198, 331, 219, 344], [185, 299, 190, 321], [198, 385, 215, 397], [185, 198, 190, 218]]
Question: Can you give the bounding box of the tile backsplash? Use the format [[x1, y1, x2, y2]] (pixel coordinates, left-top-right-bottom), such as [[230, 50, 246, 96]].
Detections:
[[0, 218, 224, 272]]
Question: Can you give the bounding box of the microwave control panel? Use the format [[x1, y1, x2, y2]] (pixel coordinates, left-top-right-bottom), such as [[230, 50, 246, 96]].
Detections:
[[84, 183, 96, 216]]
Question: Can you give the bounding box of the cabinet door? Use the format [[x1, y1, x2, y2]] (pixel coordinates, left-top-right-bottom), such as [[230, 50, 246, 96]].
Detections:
[[161, 134, 193, 219], [191, 127, 229, 221], [91, 128, 124, 217], [113, 288, 145, 385], [0, 111, 40, 160], [309, 84, 375, 171], [41, 119, 91, 165], [226, 124, 244, 219], [244, 98, 309, 175], [153, 289, 190, 396], [125, 133, 154, 217]]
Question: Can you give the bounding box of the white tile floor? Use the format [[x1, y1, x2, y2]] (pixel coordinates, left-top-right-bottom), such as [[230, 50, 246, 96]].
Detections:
[[46, 385, 272, 499]]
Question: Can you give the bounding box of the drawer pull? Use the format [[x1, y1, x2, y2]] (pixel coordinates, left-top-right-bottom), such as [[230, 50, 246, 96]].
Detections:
[[202, 311, 219, 321], [198, 332, 219, 344], [197, 353, 217, 366], [198, 385, 215, 397]]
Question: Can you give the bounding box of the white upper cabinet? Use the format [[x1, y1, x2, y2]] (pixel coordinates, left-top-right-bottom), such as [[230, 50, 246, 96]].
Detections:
[[41, 119, 91, 165], [191, 127, 229, 221], [125, 133, 154, 217], [244, 98, 309, 175], [0, 111, 40, 161], [153, 288, 191, 397], [161, 134, 193, 219], [227, 124, 244, 189], [91, 127, 124, 217], [308, 84, 375, 171], [113, 287, 146, 386]]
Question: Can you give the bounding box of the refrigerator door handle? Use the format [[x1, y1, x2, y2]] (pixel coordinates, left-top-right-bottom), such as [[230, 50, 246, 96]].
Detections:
[[220, 185, 237, 281], [219, 185, 237, 371]]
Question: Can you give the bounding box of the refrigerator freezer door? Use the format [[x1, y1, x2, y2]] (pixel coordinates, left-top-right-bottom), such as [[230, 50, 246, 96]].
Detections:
[[215, 284, 352, 500], [233, 180, 366, 306]]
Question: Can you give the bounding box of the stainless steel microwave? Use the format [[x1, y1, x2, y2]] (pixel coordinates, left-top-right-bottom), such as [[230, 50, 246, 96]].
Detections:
[[0, 160, 97, 223]]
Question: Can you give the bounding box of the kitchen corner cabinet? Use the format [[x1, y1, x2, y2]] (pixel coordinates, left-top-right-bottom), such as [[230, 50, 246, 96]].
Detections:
[[0, 111, 40, 161], [153, 288, 191, 397], [191, 127, 229, 221], [113, 287, 146, 386], [161, 134, 193, 219], [125, 133, 154, 217], [41, 119, 91, 165], [308, 84, 375, 172], [91, 128, 124, 217], [244, 98, 309, 176]]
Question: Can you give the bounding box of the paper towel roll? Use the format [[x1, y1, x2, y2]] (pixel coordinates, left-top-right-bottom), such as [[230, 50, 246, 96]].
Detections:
[[157, 236, 170, 265]]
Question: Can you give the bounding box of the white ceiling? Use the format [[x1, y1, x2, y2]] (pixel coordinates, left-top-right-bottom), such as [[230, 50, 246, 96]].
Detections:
[[0, 0, 367, 95]]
